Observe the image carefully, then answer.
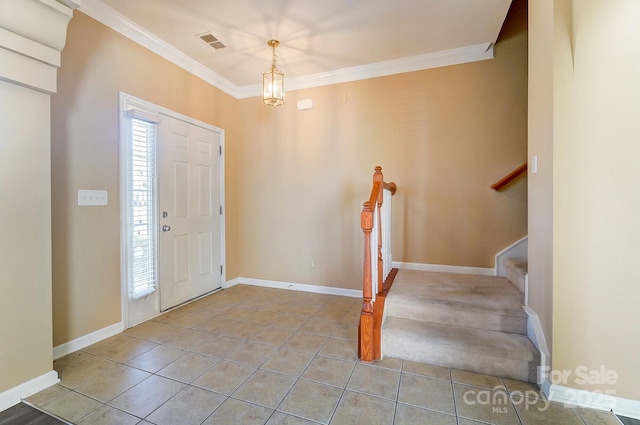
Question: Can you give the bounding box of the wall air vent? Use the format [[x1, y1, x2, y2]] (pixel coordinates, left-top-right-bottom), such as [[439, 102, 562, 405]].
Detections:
[[198, 32, 226, 49]]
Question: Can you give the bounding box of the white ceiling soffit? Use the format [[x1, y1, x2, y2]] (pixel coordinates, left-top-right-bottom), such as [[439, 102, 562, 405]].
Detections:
[[79, 0, 511, 99]]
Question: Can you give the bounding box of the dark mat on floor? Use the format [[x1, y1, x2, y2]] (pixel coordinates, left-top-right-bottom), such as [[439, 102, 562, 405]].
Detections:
[[0, 403, 68, 425], [618, 415, 640, 425]]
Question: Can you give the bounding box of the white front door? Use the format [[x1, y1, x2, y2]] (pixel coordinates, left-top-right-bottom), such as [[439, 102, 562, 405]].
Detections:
[[158, 114, 222, 310]]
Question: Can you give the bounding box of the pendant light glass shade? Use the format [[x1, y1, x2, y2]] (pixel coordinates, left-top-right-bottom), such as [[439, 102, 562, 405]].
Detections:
[[263, 40, 284, 106]]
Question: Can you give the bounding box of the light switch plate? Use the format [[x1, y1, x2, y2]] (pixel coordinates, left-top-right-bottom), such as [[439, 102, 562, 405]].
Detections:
[[78, 190, 108, 206]]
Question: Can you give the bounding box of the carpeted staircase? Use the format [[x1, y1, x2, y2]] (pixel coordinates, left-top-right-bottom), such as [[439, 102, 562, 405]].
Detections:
[[381, 260, 539, 382]]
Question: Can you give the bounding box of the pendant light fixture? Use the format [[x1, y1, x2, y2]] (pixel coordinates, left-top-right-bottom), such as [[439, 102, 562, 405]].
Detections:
[[263, 40, 284, 106]]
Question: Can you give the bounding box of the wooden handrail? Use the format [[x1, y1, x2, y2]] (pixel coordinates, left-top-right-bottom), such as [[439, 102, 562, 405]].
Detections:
[[367, 181, 382, 207], [359, 166, 397, 363], [383, 181, 397, 195], [490, 162, 527, 191]]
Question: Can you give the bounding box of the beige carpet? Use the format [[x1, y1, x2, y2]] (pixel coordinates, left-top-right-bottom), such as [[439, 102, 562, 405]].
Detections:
[[381, 269, 539, 382], [385, 269, 527, 334]]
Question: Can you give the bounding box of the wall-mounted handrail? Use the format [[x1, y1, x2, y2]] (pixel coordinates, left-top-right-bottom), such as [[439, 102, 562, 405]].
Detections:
[[383, 181, 397, 195], [490, 162, 527, 191], [359, 166, 396, 362]]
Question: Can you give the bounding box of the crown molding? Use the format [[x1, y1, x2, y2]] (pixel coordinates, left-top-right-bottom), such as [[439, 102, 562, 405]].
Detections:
[[0, 0, 80, 93], [239, 42, 494, 98], [79, 0, 239, 98], [56, 0, 82, 9], [80, 0, 495, 100]]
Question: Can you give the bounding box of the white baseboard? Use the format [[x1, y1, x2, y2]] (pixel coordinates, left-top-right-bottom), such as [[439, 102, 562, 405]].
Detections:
[[392, 261, 495, 276], [522, 306, 550, 385], [523, 305, 640, 420], [0, 371, 59, 412], [53, 322, 124, 360], [547, 383, 640, 420], [225, 277, 361, 298], [223, 277, 240, 289]]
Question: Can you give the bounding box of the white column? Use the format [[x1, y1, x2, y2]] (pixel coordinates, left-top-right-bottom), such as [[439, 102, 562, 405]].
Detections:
[[0, 0, 80, 410], [382, 188, 392, 280], [370, 203, 379, 301]]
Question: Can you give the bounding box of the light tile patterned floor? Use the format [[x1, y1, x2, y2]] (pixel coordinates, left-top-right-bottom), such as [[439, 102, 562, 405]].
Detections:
[[27, 284, 623, 425]]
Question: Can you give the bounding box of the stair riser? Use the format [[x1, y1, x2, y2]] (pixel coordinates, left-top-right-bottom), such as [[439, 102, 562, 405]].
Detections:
[[382, 332, 538, 382], [505, 268, 526, 293], [503, 259, 527, 293], [385, 303, 527, 335]]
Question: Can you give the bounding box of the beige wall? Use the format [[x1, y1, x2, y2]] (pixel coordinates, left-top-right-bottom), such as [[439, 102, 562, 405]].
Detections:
[[233, 3, 528, 288], [52, 7, 527, 345], [0, 81, 54, 393], [531, 0, 640, 401], [51, 12, 239, 345], [551, 0, 640, 399]]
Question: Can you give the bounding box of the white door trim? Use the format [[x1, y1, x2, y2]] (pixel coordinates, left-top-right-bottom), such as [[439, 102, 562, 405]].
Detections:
[[119, 92, 226, 328]]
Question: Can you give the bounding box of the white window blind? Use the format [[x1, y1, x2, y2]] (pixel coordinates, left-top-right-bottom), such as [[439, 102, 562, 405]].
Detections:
[[127, 117, 157, 300]]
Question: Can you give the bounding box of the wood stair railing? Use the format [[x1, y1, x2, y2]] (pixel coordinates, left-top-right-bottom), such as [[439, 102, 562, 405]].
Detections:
[[359, 166, 397, 362], [490, 162, 527, 191]]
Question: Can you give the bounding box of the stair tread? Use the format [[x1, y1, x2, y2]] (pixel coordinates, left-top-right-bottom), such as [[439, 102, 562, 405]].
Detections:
[[383, 317, 537, 362], [386, 269, 525, 316], [386, 297, 527, 318]]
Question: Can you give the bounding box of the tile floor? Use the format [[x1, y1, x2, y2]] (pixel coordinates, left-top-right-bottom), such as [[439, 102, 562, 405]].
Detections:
[[27, 284, 623, 425]]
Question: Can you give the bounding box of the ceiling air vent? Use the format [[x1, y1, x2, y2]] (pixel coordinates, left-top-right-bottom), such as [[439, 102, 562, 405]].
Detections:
[[198, 33, 226, 49]]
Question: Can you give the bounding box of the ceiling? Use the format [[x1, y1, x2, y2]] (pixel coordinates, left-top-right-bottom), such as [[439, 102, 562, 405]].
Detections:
[[81, 0, 513, 96]]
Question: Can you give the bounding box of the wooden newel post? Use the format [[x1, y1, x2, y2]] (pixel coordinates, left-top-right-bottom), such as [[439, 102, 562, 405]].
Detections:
[[359, 200, 374, 362]]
